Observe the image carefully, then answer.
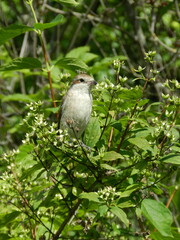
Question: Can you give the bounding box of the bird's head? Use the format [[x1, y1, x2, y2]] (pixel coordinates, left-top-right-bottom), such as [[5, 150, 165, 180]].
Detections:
[[71, 74, 97, 90]]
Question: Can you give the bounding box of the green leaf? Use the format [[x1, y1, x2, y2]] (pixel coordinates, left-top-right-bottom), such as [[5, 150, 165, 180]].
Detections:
[[34, 14, 65, 30], [102, 151, 123, 161], [141, 199, 173, 237], [118, 87, 142, 100], [160, 153, 180, 165], [20, 163, 43, 181], [98, 205, 108, 217], [0, 57, 42, 71], [138, 98, 149, 106], [54, 57, 88, 72], [66, 46, 98, 63], [120, 184, 140, 198], [2, 94, 35, 103], [79, 192, 100, 202], [83, 117, 101, 147], [66, 46, 90, 58], [90, 56, 127, 74], [0, 24, 33, 45], [15, 144, 34, 164], [110, 120, 122, 131], [110, 206, 129, 227], [150, 231, 174, 240], [100, 164, 118, 171], [45, 107, 59, 114], [53, 0, 79, 6], [0, 211, 20, 226], [118, 201, 135, 208], [81, 52, 98, 63], [128, 137, 152, 151]]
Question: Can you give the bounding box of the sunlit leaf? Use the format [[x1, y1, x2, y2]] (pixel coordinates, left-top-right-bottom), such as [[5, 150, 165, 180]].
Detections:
[[54, 57, 88, 71], [110, 206, 129, 227], [98, 205, 108, 217], [66, 46, 90, 58], [15, 144, 34, 163], [160, 153, 180, 165], [53, 0, 79, 6], [100, 164, 118, 171], [90, 56, 127, 74], [2, 94, 35, 103], [83, 117, 101, 147], [141, 199, 173, 237], [128, 137, 152, 151], [79, 192, 100, 202], [102, 151, 123, 161], [66, 46, 98, 63], [120, 184, 140, 198]]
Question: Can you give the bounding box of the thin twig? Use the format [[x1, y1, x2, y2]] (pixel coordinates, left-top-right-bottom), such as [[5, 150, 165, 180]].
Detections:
[[166, 187, 177, 208], [151, 33, 177, 53], [52, 180, 98, 240], [99, 91, 115, 141], [117, 76, 149, 152], [26, 1, 57, 108]]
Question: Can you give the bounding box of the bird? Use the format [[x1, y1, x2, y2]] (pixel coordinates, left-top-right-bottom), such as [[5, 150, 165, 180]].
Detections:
[[58, 73, 97, 138]]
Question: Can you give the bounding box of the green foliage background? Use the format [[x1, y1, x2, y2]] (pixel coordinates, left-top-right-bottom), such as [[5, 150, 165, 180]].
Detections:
[[0, 0, 179, 239]]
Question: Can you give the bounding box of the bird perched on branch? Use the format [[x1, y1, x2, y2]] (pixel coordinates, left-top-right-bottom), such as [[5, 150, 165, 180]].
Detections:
[[58, 74, 97, 138]]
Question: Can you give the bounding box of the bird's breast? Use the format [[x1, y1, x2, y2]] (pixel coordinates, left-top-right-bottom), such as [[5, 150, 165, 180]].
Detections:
[[62, 90, 92, 122]]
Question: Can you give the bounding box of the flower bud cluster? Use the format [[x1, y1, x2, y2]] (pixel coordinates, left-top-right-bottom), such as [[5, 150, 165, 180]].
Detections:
[[144, 51, 156, 63], [113, 59, 125, 70], [98, 186, 118, 203], [150, 117, 175, 141], [22, 102, 69, 147], [161, 94, 179, 105], [95, 80, 124, 92], [2, 149, 20, 162], [163, 79, 180, 90]]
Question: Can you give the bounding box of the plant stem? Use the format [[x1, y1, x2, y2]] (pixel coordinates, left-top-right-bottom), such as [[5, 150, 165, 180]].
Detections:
[[117, 102, 138, 152], [27, 0, 56, 108], [117, 77, 149, 152], [99, 91, 115, 141], [166, 187, 177, 208], [52, 180, 98, 240]]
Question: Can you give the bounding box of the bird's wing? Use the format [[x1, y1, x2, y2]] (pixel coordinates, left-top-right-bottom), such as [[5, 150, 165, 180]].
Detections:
[[57, 95, 66, 129]]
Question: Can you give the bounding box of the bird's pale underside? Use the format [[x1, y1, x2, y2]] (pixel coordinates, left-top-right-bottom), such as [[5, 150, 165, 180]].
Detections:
[[58, 74, 97, 138]]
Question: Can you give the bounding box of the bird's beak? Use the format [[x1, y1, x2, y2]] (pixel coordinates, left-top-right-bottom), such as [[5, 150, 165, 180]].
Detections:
[[92, 80, 97, 85]]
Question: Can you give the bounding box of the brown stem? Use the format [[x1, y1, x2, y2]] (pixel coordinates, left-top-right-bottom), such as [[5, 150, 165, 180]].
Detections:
[[99, 91, 115, 141], [47, 70, 56, 108], [108, 127, 114, 149], [39, 33, 57, 108], [166, 188, 177, 208], [117, 77, 149, 152], [27, 1, 56, 108], [52, 180, 98, 240], [117, 103, 138, 152]]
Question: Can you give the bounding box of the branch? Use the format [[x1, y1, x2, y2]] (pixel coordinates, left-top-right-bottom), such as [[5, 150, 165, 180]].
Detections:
[[117, 76, 150, 152], [52, 180, 98, 240], [26, 0, 56, 108]]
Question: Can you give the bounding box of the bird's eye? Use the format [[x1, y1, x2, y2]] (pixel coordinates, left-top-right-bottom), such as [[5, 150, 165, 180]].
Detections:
[[79, 78, 85, 82]]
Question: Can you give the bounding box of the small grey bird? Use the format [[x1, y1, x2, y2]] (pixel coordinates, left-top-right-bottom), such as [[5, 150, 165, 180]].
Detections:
[[58, 74, 97, 138]]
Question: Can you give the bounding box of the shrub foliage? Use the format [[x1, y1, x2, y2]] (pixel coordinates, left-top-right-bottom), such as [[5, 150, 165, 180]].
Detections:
[[0, 0, 179, 239]]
